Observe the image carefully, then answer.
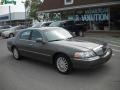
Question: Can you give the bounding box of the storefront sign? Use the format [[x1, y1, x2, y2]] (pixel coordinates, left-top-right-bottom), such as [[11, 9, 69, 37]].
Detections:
[[76, 8, 109, 21], [81, 13, 109, 21], [1, 0, 16, 5]]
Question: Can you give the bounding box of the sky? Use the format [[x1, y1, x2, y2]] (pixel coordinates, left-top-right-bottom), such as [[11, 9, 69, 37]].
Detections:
[[0, 0, 25, 15]]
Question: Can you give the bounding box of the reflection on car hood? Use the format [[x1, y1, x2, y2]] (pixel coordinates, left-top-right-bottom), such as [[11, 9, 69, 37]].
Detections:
[[51, 39, 102, 51]]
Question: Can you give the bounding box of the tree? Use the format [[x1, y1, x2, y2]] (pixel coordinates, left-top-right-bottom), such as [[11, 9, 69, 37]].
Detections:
[[25, 0, 42, 21]]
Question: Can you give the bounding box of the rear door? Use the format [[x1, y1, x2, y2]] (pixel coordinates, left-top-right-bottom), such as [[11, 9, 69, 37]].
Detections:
[[16, 30, 33, 57]]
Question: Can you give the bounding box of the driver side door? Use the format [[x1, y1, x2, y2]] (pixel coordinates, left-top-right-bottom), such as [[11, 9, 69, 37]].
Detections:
[[28, 30, 51, 62]]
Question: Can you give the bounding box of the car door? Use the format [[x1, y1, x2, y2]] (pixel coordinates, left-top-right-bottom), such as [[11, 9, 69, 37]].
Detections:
[[28, 30, 51, 62], [16, 30, 33, 57]]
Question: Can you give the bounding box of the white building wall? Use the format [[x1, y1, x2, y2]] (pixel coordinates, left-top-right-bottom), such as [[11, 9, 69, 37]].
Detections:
[[0, 3, 25, 21]]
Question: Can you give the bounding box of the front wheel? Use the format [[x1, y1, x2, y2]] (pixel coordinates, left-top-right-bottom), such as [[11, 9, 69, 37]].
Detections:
[[55, 54, 72, 74]]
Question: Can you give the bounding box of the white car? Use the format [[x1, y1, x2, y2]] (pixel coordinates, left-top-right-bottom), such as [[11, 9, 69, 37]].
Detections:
[[1, 25, 27, 38], [32, 21, 53, 28], [0, 25, 12, 36]]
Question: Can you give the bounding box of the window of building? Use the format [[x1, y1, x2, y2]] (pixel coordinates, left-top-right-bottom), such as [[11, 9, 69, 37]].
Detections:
[[64, 0, 74, 5]]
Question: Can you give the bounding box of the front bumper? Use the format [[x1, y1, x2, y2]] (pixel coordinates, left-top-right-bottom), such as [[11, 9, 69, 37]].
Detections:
[[71, 48, 112, 68]]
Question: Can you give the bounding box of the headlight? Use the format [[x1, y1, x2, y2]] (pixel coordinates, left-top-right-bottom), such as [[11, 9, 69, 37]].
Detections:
[[74, 51, 96, 59]]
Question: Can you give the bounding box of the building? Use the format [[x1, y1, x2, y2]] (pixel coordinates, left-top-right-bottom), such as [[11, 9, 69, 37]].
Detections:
[[38, 0, 120, 31], [0, 0, 32, 26]]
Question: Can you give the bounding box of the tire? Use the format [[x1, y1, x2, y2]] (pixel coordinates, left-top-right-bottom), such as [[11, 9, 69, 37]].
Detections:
[[9, 33, 14, 38], [12, 47, 21, 60], [55, 54, 73, 74]]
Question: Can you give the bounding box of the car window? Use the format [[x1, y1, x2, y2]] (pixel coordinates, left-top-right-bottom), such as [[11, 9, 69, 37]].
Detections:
[[30, 30, 42, 41], [44, 28, 72, 42], [20, 30, 31, 40]]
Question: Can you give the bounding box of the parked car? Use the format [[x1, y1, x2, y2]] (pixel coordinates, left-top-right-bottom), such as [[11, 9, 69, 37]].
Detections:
[[1, 25, 27, 38], [7, 27, 112, 74], [49, 20, 87, 36], [0, 25, 12, 36], [32, 21, 53, 28]]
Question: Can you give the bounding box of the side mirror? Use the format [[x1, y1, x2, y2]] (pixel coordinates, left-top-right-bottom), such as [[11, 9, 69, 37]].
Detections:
[[36, 38, 43, 43]]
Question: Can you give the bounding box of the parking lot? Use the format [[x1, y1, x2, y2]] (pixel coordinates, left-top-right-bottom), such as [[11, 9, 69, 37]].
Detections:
[[0, 36, 120, 90]]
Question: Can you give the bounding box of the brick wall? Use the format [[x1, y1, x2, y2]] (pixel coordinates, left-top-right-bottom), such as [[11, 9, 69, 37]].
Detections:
[[39, 0, 118, 11]]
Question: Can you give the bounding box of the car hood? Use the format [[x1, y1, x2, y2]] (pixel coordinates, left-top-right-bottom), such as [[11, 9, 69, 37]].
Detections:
[[3, 30, 12, 33], [51, 39, 104, 51]]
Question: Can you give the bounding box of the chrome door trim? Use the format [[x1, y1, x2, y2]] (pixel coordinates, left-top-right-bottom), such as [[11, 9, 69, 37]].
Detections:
[[19, 49, 51, 57]]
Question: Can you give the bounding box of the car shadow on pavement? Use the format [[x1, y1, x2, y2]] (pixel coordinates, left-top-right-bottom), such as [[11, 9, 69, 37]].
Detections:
[[71, 64, 111, 76], [22, 57, 112, 76], [5, 54, 112, 76]]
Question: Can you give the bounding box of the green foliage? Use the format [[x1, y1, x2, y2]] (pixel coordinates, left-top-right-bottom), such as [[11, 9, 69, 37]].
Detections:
[[25, 0, 41, 20], [25, 0, 30, 8]]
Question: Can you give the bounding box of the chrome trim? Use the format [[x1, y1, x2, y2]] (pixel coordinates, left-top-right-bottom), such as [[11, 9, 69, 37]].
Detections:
[[19, 49, 51, 57], [72, 56, 100, 61], [102, 49, 111, 58], [19, 39, 36, 42]]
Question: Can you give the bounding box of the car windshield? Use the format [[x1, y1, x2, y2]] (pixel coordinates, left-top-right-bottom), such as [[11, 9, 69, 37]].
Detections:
[[44, 28, 72, 42]]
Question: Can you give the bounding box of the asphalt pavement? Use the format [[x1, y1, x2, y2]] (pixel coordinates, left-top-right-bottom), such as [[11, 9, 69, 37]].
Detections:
[[0, 36, 120, 90]]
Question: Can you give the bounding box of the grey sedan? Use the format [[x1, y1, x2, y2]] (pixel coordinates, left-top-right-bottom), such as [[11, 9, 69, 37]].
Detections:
[[7, 27, 112, 74]]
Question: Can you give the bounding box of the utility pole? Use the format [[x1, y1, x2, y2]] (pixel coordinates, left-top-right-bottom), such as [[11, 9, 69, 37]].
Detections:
[[21, 1, 27, 25], [9, 5, 12, 25]]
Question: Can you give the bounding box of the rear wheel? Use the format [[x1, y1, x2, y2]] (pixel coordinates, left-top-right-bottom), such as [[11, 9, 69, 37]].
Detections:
[[55, 54, 72, 74], [12, 47, 21, 60]]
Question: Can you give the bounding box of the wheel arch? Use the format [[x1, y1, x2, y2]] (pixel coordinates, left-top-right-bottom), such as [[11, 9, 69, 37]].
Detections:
[[52, 52, 70, 65], [11, 45, 16, 52]]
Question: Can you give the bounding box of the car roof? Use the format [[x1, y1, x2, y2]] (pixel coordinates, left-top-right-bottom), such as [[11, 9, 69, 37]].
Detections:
[[18, 27, 64, 35], [30, 27, 63, 31], [36, 27, 60, 31]]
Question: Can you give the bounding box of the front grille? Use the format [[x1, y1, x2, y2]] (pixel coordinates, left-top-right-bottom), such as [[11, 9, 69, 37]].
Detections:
[[94, 45, 107, 56], [102, 46, 107, 53]]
